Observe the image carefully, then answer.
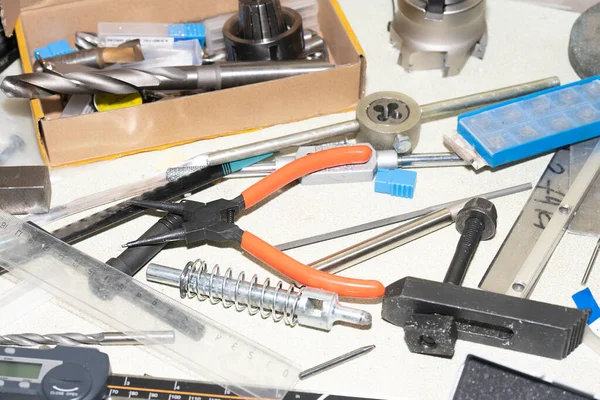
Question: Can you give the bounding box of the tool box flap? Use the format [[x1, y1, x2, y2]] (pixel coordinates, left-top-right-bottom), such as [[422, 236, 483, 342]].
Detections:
[[1, 0, 81, 36]]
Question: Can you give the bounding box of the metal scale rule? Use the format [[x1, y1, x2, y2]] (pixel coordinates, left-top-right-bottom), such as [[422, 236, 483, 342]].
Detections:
[[479, 138, 600, 295], [0, 210, 300, 399]]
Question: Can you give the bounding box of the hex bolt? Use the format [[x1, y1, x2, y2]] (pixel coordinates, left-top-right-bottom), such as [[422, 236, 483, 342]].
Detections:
[[393, 135, 412, 154], [443, 198, 497, 286]]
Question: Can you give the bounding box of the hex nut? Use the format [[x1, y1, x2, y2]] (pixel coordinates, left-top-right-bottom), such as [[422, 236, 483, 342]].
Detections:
[[456, 197, 498, 240]]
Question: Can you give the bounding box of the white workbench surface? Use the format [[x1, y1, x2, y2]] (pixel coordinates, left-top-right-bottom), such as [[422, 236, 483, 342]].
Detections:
[[1, 0, 599, 398]]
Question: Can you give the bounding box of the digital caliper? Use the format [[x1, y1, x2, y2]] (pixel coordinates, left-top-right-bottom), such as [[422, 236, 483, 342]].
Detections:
[[0, 346, 381, 400]]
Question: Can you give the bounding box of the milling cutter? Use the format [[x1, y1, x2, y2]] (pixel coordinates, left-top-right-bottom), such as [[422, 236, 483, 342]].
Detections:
[[390, 0, 487, 77]]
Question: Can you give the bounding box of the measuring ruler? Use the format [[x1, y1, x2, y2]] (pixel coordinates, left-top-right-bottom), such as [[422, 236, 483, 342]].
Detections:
[[107, 375, 381, 400], [0, 211, 299, 399], [0, 346, 380, 400]]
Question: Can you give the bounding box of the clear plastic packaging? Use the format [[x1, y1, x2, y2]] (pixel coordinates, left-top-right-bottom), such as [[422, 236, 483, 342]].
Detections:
[[0, 211, 300, 398], [116, 39, 203, 69], [98, 22, 205, 48], [205, 0, 319, 54]]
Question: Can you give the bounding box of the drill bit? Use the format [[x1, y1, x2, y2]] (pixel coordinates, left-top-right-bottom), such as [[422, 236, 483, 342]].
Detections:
[[0, 331, 175, 347], [0, 61, 333, 98]]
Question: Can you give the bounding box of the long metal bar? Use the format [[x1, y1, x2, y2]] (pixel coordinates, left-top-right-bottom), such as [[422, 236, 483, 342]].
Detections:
[[166, 121, 360, 181], [275, 183, 532, 251], [420, 77, 560, 121], [507, 140, 600, 298], [309, 209, 454, 274]]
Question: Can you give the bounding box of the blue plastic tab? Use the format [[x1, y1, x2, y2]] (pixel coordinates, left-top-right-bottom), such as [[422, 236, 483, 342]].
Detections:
[[223, 153, 274, 175], [457, 76, 600, 167], [34, 40, 75, 59], [374, 169, 417, 198], [168, 23, 205, 46], [572, 287, 600, 324]]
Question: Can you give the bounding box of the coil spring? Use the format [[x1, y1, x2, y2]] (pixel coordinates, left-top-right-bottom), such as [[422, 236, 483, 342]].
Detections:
[[180, 259, 304, 326]]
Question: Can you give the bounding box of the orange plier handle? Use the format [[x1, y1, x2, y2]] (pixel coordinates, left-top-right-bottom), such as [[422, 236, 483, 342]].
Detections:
[[237, 145, 385, 299]]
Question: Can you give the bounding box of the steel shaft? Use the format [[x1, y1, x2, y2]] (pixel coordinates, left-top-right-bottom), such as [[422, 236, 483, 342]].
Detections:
[[310, 208, 454, 274], [420, 77, 561, 121], [1, 61, 334, 98]]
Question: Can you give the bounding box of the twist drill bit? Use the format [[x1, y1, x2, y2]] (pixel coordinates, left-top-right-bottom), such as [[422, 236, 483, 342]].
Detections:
[[0, 331, 175, 347], [1, 61, 333, 98]]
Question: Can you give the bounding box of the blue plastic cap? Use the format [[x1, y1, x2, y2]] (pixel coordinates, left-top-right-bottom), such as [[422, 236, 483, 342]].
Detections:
[[572, 287, 600, 325], [34, 40, 75, 59], [374, 169, 417, 198], [168, 23, 206, 46]]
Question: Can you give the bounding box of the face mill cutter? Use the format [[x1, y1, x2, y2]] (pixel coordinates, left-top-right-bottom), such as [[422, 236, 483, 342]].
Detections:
[[390, 0, 487, 77]]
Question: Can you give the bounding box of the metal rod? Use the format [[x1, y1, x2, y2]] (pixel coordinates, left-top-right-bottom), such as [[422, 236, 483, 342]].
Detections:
[[275, 183, 532, 251], [169, 120, 360, 175], [310, 209, 454, 274], [0, 331, 175, 347], [419, 77, 560, 121], [582, 238, 600, 285], [508, 140, 600, 298], [299, 345, 376, 380], [396, 152, 467, 168]]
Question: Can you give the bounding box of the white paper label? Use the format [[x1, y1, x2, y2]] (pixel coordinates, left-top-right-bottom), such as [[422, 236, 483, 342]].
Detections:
[[103, 36, 175, 48]]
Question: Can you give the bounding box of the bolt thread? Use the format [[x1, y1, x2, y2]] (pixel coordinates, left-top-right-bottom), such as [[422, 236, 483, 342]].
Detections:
[[180, 259, 303, 326], [444, 217, 484, 285]]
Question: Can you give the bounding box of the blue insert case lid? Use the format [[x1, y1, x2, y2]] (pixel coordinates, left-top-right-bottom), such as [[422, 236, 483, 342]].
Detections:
[[457, 76, 600, 167]]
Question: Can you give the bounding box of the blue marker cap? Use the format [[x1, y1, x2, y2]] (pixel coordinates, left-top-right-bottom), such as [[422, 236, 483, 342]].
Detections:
[[374, 169, 417, 198]]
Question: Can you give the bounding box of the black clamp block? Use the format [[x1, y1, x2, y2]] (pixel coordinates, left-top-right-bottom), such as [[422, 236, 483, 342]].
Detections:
[[382, 277, 590, 360]]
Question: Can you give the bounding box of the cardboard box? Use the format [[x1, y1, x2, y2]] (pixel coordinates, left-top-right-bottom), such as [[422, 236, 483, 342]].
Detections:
[[1, 0, 365, 167]]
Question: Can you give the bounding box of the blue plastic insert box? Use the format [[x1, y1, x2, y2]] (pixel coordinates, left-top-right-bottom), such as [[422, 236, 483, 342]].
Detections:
[[457, 76, 600, 168]]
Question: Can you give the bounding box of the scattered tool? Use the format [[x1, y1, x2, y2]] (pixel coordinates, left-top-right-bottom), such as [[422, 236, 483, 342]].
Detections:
[[0, 331, 174, 347], [355, 77, 559, 152], [479, 149, 570, 294], [276, 182, 532, 251], [298, 345, 376, 380], [452, 355, 595, 400], [125, 146, 385, 298], [224, 0, 305, 61], [146, 260, 371, 331], [0, 345, 382, 400], [0, 60, 333, 98], [390, 0, 487, 77], [32, 40, 144, 72], [0, 166, 51, 215], [505, 139, 600, 298], [583, 239, 600, 285], [45, 155, 270, 246], [173, 145, 468, 184], [309, 207, 460, 275], [445, 76, 600, 169], [0, 211, 300, 393], [569, 2, 600, 79], [381, 198, 589, 359]]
